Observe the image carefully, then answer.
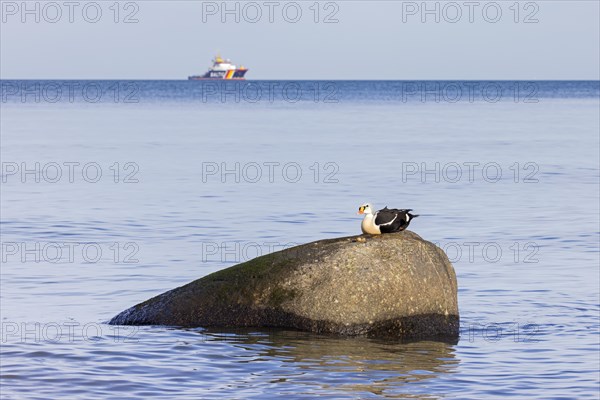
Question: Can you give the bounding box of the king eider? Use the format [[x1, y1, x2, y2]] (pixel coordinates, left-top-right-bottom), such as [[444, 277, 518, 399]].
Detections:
[[357, 203, 418, 235]]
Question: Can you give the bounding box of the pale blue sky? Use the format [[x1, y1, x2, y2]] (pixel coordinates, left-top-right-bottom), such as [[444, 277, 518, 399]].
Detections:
[[1, 1, 599, 79]]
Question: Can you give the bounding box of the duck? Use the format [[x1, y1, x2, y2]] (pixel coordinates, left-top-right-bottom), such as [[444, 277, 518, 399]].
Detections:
[[357, 203, 418, 234]]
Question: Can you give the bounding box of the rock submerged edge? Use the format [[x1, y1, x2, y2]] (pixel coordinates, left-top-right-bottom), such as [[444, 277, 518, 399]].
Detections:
[[109, 231, 459, 340]]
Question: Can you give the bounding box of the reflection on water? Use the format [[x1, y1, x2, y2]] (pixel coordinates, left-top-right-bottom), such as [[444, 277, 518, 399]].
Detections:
[[200, 328, 459, 398], [1, 325, 460, 399]]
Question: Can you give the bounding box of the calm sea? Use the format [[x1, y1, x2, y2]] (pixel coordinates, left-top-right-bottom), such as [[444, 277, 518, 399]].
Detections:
[[1, 80, 599, 399]]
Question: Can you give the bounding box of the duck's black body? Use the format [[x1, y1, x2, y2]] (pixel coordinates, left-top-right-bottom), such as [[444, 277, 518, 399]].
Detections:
[[375, 207, 419, 233]]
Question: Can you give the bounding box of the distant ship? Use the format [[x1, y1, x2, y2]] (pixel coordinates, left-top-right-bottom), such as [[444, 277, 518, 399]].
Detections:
[[188, 55, 248, 80]]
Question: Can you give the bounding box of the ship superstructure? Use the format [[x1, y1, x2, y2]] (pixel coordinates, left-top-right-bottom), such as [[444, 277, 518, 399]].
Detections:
[[188, 55, 248, 80]]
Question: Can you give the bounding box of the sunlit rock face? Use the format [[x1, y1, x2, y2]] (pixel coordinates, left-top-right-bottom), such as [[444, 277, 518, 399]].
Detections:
[[109, 231, 459, 340]]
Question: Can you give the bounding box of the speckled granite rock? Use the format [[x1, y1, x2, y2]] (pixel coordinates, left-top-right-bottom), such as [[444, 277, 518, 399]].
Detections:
[[109, 231, 459, 339]]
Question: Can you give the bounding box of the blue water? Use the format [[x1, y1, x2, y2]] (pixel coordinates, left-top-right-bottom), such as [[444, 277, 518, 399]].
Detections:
[[1, 80, 599, 399]]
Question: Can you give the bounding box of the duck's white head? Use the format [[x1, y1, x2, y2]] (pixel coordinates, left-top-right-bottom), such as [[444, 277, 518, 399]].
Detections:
[[357, 203, 374, 215]]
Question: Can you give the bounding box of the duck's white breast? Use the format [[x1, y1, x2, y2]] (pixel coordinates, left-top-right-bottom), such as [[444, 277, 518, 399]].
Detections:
[[361, 214, 381, 235]]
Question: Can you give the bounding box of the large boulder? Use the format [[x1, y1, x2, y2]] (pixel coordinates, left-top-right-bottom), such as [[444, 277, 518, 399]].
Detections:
[[109, 231, 459, 339]]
